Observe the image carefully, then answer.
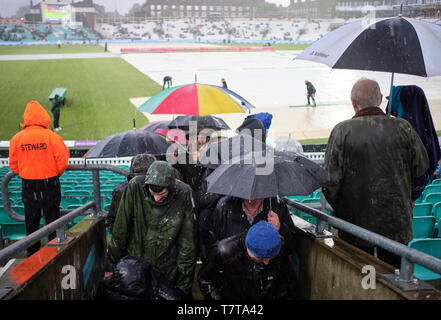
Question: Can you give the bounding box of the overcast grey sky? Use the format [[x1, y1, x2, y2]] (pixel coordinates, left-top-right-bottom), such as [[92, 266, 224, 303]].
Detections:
[[0, 0, 289, 18]]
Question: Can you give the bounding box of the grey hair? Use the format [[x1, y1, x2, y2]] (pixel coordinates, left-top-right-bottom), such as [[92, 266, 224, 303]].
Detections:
[[351, 78, 382, 109]]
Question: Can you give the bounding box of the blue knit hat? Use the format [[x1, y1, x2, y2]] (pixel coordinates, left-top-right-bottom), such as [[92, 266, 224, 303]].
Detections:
[[246, 221, 281, 258]]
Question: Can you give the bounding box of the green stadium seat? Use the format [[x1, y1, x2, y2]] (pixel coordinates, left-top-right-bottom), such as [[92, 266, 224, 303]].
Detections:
[[0, 222, 26, 241], [423, 185, 441, 198], [433, 202, 441, 222], [423, 193, 441, 207], [61, 197, 82, 209], [408, 238, 441, 281], [412, 216, 436, 239], [413, 203, 433, 217], [431, 178, 441, 185], [64, 190, 92, 197], [67, 204, 83, 210]]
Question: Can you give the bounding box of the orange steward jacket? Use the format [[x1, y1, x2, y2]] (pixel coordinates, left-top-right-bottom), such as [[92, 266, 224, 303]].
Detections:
[[9, 101, 70, 180]]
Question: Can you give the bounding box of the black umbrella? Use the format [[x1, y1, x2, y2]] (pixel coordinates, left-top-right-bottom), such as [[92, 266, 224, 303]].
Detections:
[[142, 120, 171, 133], [294, 15, 441, 113], [198, 133, 270, 169], [84, 129, 172, 158], [168, 115, 230, 131], [206, 151, 336, 201]]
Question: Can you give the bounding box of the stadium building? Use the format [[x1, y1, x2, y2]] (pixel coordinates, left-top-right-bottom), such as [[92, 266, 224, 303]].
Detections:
[[133, 0, 264, 19], [289, 0, 337, 19], [23, 0, 104, 28], [334, 0, 441, 19], [290, 0, 441, 19]]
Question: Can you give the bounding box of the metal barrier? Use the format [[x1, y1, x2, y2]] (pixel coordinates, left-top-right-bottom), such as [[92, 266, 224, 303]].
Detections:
[[0, 201, 95, 266], [0, 164, 128, 267], [1, 164, 128, 222], [284, 197, 441, 290]]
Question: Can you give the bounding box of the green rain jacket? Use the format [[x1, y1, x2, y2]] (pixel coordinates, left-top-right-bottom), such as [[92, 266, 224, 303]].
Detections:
[[323, 107, 429, 247], [108, 161, 197, 295]]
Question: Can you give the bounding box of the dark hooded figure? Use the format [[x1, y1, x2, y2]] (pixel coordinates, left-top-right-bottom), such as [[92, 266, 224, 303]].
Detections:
[[236, 117, 266, 142], [107, 153, 156, 233]]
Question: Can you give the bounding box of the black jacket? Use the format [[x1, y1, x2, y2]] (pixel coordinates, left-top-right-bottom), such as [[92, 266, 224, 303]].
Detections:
[[206, 196, 296, 254], [198, 232, 297, 300], [306, 82, 316, 95]]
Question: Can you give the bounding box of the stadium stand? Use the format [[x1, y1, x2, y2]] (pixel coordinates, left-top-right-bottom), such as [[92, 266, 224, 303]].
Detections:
[[0, 24, 97, 42]]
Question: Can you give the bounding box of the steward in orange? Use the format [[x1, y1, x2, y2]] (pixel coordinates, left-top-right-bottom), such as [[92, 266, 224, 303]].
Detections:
[[9, 101, 70, 256]]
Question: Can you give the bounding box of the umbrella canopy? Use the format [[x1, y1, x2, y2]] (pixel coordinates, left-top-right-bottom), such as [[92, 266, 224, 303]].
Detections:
[[137, 83, 254, 116], [271, 136, 304, 154], [168, 115, 230, 130], [141, 120, 171, 133], [294, 16, 441, 77], [206, 151, 335, 200], [84, 129, 172, 158]]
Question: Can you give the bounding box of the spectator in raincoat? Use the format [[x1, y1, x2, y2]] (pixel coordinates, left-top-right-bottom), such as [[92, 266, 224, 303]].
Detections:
[[9, 101, 70, 256], [107, 161, 196, 297], [323, 78, 429, 269]]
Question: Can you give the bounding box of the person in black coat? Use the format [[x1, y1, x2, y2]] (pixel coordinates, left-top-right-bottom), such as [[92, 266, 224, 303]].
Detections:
[[206, 196, 296, 255], [163, 76, 172, 90], [198, 221, 297, 300]]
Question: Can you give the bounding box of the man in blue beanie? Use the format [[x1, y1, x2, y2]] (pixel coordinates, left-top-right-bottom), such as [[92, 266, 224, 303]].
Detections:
[[198, 221, 297, 300]]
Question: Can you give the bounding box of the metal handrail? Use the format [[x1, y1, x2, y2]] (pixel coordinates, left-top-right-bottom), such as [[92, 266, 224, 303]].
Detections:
[[0, 201, 95, 266], [1, 164, 128, 222], [284, 197, 441, 283]]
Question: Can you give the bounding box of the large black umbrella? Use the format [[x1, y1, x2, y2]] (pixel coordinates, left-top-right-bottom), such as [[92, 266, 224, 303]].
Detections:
[[294, 16, 441, 77], [206, 151, 336, 201], [84, 129, 172, 158], [294, 15, 441, 113], [198, 133, 270, 169], [168, 115, 230, 131]]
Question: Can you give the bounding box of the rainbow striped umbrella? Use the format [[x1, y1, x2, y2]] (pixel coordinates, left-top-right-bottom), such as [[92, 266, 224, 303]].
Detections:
[[137, 83, 254, 116]]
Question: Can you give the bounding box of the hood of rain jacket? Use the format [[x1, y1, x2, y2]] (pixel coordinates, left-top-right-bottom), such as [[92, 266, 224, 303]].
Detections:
[[9, 101, 70, 180]]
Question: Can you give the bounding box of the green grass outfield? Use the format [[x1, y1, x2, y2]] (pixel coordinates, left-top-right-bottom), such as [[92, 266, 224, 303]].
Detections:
[[0, 44, 105, 55], [0, 57, 161, 141]]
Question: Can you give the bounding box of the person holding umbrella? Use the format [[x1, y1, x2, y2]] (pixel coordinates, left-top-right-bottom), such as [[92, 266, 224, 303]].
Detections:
[[323, 78, 429, 269], [51, 94, 62, 131], [198, 221, 297, 300]]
